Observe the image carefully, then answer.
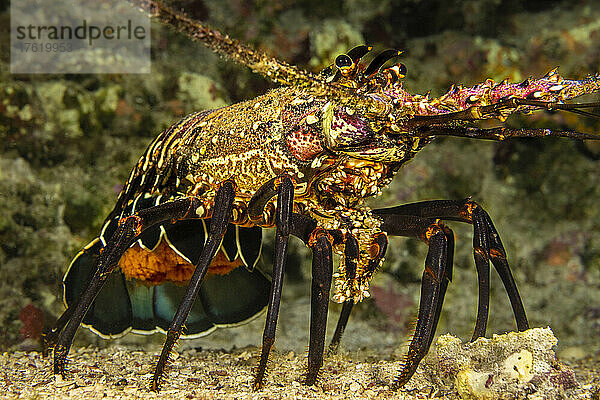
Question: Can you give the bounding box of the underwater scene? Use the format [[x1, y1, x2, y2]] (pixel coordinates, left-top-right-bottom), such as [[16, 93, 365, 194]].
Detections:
[[1, 0, 599, 398]]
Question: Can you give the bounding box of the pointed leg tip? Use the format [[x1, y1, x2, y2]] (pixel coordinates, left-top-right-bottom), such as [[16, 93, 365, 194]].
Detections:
[[328, 339, 342, 356], [253, 349, 271, 392], [391, 375, 410, 391], [150, 378, 161, 392], [305, 377, 317, 386], [305, 370, 319, 386], [251, 379, 264, 391], [53, 348, 68, 377], [53, 363, 66, 378]]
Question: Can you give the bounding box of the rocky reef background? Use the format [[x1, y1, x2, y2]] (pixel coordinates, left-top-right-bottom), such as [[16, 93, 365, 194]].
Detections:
[[1, 0, 599, 373]]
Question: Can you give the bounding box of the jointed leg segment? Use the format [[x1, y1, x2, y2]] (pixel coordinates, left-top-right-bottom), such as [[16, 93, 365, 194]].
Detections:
[[328, 198, 528, 386], [328, 299, 354, 355], [51, 196, 205, 376], [375, 215, 453, 386], [328, 231, 387, 354], [152, 182, 236, 391], [253, 177, 294, 389], [250, 177, 337, 388], [306, 229, 334, 385], [374, 198, 529, 340]]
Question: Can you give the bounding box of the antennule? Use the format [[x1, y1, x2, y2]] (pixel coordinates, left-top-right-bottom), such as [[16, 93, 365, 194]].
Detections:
[[127, 0, 392, 118]]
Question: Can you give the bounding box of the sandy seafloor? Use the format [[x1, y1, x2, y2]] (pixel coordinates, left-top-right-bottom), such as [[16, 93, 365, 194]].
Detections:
[[2, 328, 600, 399]]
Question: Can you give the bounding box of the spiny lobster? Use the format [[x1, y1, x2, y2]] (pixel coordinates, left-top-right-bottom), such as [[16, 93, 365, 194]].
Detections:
[[42, 0, 600, 391]]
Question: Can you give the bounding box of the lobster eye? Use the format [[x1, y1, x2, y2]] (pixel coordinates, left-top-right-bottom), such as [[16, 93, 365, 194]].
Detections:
[[382, 63, 407, 85], [397, 63, 407, 78], [335, 54, 353, 69], [386, 63, 406, 79]]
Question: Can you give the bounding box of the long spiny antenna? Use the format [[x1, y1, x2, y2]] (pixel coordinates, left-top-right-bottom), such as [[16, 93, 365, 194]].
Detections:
[[406, 95, 600, 141], [126, 0, 389, 117]]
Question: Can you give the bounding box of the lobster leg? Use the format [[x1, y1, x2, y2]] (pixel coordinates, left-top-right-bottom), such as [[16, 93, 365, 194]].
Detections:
[[41, 306, 74, 356], [377, 215, 453, 387], [253, 177, 294, 390], [305, 229, 335, 385], [470, 206, 492, 340], [247, 176, 279, 221], [374, 198, 529, 339], [250, 178, 336, 388], [151, 181, 235, 391], [52, 196, 205, 376], [287, 214, 337, 385], [327, 299, 354, 355], [328, 232, 387, 354]]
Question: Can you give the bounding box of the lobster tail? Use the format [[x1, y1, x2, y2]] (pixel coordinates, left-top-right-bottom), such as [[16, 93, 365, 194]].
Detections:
[[63, 239, 134, 337], [63, 221, 270, 338]]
